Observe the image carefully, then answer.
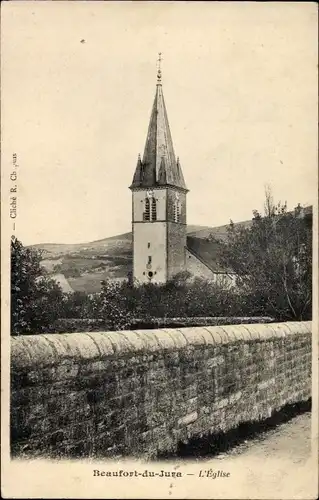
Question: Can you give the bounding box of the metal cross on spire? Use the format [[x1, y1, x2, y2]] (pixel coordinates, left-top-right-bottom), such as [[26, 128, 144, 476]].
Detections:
[[157, 52, 163, 84]]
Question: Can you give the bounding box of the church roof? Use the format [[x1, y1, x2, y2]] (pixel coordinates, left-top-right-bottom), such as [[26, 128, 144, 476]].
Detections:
[[186, 236, 234, 274], [130, 71, 187, 191]]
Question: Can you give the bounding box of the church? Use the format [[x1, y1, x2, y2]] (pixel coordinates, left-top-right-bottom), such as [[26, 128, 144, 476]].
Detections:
[[129, 57, 235, 286]]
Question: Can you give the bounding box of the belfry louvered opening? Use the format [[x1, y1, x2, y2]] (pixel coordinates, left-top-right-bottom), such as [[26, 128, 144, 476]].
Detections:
[[144, 198, 150, 221], [143, 197, 157, 221], [173, 200, 181, 222], [151, 197, 157, 221]]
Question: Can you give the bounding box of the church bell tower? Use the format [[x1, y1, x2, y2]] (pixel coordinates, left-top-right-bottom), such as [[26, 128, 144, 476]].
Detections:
[[129, 55, 188, 284]]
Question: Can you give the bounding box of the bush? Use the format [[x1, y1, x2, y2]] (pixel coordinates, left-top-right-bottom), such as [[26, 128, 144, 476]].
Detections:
[[129, 316, 274, 329], [85, 276, 276, 331], [48, 318, 104, 333], [49, 315, 274, 334]]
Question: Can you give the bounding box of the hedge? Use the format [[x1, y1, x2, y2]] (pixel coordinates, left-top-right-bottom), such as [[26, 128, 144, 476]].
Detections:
[[34, 316, 276, 334]]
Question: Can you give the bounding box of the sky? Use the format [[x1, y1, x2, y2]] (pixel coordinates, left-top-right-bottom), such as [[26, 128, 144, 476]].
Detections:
[[2, 1, 318, 245]]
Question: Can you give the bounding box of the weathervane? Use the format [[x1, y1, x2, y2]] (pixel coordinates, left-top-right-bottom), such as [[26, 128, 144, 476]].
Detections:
[[157, 52, 163, 84]]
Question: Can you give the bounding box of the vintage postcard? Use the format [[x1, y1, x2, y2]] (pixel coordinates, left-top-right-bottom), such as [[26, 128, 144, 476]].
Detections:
[[1, 1, 318, 498]]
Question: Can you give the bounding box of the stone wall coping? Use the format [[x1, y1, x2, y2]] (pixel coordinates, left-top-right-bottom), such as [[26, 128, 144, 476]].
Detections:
[[11, 321, 312, 370]]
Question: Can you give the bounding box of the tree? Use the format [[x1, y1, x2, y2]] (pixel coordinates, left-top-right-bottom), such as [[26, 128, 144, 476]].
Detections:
[[91, 279, 133, 330], [11, 236, 64, 334], [216, 191, 312, 321], [61, 291, 94, 319]]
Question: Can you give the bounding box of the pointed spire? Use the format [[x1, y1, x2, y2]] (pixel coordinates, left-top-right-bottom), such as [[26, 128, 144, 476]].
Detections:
[[130, 56, 188, 191], [131, 153, 144, 186], [176, 156, 187, 189]]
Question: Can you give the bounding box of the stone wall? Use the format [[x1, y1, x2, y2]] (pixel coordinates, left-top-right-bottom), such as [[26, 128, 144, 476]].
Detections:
[[11, 322, 312, 459], [167, 222, 187, 279]]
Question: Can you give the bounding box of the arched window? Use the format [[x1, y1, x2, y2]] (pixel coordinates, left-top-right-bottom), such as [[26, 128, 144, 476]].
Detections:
[[144, 198, 150, 221], [173, 201, 177, 222], [174, 200, 181, 222], [151, 197, 157, 221], [143, 195, 157, 221]]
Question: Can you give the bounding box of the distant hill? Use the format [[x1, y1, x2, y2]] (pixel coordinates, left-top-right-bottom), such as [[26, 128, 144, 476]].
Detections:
[[32, 231, 133, 258], [187, 220, 253, 242], [34, 232, 133, 294], [32, 226, 221, 259]]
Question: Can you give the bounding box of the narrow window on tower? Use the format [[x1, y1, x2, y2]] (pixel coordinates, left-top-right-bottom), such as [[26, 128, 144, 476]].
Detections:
[[177, 201, 181, 222], [144, 197, 150, 221], [174, 200, 181, 222], [151, 197, 157, 221], [173, 201, 177, 222]]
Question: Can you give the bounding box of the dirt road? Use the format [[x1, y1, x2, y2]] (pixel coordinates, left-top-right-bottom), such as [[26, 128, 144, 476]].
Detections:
[[217, 412, 312, 463], [170, 412, 317, 499]]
